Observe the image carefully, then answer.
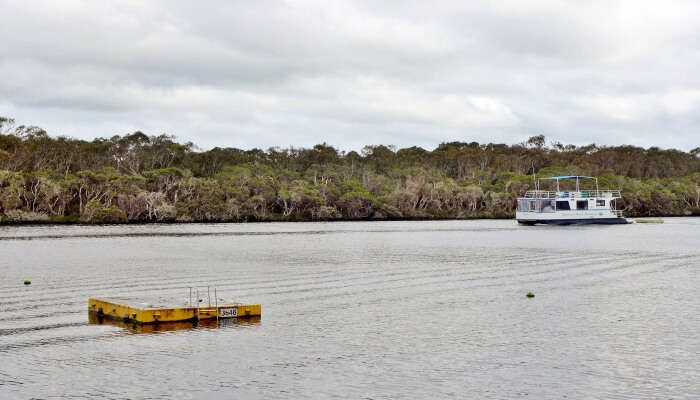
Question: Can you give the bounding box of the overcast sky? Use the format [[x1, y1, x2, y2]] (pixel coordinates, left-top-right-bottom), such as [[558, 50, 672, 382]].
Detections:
[[1, 1, 700, 151]]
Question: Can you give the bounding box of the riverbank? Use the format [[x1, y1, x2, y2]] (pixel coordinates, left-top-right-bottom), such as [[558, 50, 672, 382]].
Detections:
[[0, 212, 514, 225], [1, 212, 697, 226]]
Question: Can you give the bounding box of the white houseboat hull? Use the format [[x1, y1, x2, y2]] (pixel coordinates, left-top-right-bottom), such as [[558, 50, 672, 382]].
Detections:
[[516, 211, 629, 225]]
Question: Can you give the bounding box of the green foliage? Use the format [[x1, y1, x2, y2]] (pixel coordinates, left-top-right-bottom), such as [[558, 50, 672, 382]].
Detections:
[[50, 214, 80, 223], [80, 200, 127, 223], [0, 119, 698, 223]]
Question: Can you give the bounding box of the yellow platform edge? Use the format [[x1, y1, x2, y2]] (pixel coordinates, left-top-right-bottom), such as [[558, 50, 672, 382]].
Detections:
[[88, 298, 261, 324]]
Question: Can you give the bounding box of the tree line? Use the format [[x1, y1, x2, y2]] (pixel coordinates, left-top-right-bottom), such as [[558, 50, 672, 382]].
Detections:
[[1, 117, 698, 223]]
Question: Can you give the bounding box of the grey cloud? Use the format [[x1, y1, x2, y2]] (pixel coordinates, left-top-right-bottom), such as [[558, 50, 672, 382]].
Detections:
[[1, 0, 699, 151]]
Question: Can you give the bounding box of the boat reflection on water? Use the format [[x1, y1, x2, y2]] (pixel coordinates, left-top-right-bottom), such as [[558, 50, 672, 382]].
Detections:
[[88, 313, 261, 333]]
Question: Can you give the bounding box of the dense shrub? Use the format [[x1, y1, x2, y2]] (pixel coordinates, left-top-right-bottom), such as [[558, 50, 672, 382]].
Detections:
[[0, 117, 698, 223]]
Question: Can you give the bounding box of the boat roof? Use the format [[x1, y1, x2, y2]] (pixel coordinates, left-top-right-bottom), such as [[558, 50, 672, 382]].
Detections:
[[540, 175, 595, 180]]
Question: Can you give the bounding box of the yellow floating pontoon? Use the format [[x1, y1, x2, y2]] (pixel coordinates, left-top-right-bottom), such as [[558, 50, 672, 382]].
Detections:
[[88, 297, 261, 324], [88, 313, 260, 332]]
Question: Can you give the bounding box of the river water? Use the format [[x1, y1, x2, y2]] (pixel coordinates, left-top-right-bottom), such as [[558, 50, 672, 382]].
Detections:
[[0, 219, 698, 399]]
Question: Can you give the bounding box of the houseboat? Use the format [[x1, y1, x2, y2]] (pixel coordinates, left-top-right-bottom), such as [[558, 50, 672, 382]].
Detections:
[[516, 176, 629, 225]]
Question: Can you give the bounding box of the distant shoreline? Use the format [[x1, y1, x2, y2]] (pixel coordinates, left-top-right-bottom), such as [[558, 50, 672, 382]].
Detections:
[[1, 214, 696, 227], [2, 120, 699, 225]]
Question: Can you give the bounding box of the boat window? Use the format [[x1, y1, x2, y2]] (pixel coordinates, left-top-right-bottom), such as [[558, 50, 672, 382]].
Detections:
[[576, 200, 588, 210], [517, 199, 529, 211], [540, 200, 555, 213], [518, 199, 555, 212], [596, 199, 605, 207], [556, 200, 570, 210]]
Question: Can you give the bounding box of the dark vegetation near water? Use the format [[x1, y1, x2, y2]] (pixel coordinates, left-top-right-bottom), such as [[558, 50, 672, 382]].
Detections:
[[1, 117, 699, 223]]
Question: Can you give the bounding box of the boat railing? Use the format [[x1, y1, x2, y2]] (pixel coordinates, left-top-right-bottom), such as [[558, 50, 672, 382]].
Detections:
[[611, 209, 624, 217], [523, 190, 621, 199], [523, 191, 558, 198], [190, 286, 219, 322]]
